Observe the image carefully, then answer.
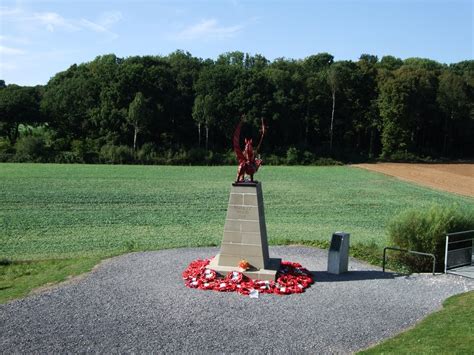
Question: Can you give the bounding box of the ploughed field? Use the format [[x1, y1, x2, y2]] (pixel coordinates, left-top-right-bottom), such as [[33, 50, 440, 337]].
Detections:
[[1, 163, 472, 261], [355, 163, 474, 197]]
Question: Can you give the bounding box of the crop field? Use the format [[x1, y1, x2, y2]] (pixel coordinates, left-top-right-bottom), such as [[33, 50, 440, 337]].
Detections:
[[1, 163, 473, 261], [355, 163, 474, 197]]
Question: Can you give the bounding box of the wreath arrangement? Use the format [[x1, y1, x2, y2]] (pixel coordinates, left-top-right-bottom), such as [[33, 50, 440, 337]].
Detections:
[[183, 258, 313, 296]]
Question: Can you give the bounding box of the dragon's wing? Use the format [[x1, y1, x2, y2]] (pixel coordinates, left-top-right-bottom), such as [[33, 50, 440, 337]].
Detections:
[[233, 120, 246, 163]]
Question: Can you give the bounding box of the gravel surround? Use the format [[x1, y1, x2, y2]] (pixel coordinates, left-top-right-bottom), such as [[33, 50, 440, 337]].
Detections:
[[1, 246, 473, 353]]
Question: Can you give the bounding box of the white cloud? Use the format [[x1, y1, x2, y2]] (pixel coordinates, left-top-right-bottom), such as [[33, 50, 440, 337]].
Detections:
[[173, 19, 243, 40], [99, 11, 123, 28], [80, 19, 108, 33], [78, 12, 121, 39], [32, 11, 79, 32], [1, 6, 122, 37], [0, 35, 30, 45], [0, 6, 21, 17], [0, 45, 26, 55]]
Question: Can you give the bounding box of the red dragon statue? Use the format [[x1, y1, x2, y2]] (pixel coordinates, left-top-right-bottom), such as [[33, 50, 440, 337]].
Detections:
[[233, 118, 266, 183]]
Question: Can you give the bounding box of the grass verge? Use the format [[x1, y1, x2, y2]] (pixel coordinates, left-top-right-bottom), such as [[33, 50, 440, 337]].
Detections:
[[0, 256, 102, 304], [359, 290, 474, 354]]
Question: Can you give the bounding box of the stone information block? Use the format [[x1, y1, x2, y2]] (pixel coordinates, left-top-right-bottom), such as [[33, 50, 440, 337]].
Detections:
[[327, 232, 350, 274], [208, 182, 281, 280]]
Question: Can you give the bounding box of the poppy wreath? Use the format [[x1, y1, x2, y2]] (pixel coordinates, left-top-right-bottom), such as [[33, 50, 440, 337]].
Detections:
[[182, 258, 313, 296]]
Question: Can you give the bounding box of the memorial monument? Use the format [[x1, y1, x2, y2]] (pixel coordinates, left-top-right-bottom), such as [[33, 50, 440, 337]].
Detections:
[[208, 118, 281, 280], [183, 117, 313, 296]]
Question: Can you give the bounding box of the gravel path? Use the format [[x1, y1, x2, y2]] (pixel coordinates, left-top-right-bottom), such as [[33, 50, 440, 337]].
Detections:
[[1, 246, 473, 354]]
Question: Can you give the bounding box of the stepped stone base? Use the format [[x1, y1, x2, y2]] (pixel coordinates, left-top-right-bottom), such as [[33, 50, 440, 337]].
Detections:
[[210, 182, 281, 281], [208, 257, 281, 281]]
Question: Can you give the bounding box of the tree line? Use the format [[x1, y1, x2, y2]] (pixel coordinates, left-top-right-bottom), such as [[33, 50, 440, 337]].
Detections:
[[0, 51, 473, 164]]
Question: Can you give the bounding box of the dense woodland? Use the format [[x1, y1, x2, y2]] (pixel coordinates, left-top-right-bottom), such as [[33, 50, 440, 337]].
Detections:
[[0, 51, 473, 165]]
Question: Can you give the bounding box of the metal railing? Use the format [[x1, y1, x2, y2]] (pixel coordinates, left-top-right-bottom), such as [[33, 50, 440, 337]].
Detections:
[[383, 246, 437, 275], [444, 230, 474, 274]]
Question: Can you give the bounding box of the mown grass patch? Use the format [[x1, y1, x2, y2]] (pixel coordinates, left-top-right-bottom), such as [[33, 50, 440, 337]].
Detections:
[[0, 257, 102, 304], [360, 291, 474, 354]]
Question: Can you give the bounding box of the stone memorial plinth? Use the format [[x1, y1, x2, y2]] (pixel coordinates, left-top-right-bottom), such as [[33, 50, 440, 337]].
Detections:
[[208, 182, 281, 280]]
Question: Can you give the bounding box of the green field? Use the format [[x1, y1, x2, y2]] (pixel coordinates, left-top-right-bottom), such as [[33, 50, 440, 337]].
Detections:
[[1, 163, 472, 261]]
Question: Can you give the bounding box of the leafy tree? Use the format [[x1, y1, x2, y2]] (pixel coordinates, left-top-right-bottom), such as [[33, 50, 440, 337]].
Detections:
[[378, 66, 438, 158], [326, 62, 352, 153], [299, 55, 334, 149], [0, 85, 42, 144], [378, 56, 403, 71], [41, 64, 99, 141], [357, 54, 380, 157], [3, 51, 473, 163], [127, 92, 149, 151], [304, 53, 334, 72], [192, 94, 213, 148], [216, 51, 245, 67], [165, 50, 202, 147], [403, 57, 444, 71], [437, 69, 470, 156], [193, 63, 241, 149]]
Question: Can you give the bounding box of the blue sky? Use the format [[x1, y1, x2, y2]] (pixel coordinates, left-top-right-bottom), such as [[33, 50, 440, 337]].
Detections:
[[1, 0, 472, 86]]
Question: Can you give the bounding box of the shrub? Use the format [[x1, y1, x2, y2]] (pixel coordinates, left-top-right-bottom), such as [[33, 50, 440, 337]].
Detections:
[[205, 150, 226, 165], [14, 135, 47, 161], [265, 154, 283, 165], [286, 147, 299, 165], [0, 138, 13, 154], [301, 151, 315, 165], [71, 139, 100, 163], [49, 137, 70, 152], [54, 151, 83, 164], [380, 150, 420, 162], [222, 150, 237, 165], [187, 148, 207, 164], [388, 204, 474, 272], [0, 138, 14, 161], [99, 144, 134, 164], [313, 157, 343, 166], [0, 152, 14, 162], [137, 143, 158, 164]]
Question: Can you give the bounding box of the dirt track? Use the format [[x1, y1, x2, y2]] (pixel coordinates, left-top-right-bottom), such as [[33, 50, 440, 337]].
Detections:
[[354, 163, 474, 197]]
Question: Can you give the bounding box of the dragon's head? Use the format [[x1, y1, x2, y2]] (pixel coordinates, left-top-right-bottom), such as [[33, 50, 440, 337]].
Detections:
[[244, 138, 254, 161]]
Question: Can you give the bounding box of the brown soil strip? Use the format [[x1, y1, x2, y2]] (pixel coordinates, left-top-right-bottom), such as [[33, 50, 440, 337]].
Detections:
[[353, 163, 474, 197]]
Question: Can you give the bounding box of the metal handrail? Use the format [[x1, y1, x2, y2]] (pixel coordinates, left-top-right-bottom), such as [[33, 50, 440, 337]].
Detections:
[[445, 231, 474, 273], [447, 239, 474, 245], [383, 246, 437, 275], [446, 230, 474, 236]]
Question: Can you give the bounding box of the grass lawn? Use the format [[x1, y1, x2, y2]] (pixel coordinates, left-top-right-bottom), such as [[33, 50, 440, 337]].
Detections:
[[360, 290, 474, 354], [0, 257, 101, 303]]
